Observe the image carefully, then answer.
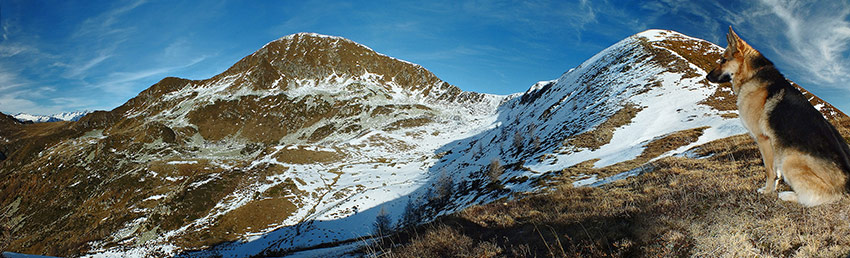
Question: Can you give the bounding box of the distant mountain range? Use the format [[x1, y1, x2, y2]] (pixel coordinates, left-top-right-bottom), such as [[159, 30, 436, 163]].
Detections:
[[0, 30, 846, 257], [13, 111, 91, 123]]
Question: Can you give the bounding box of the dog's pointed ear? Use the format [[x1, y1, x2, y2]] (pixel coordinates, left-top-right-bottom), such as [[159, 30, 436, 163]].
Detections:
[[726, 26, 740, 54], [728, 26, 755, 55]]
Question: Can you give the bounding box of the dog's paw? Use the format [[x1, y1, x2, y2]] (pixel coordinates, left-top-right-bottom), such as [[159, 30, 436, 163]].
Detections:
[[778, 191, 798, 203], [757, 186, 774, 194]]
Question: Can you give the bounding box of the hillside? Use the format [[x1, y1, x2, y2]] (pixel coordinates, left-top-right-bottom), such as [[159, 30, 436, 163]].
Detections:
[[0, 29, 848, 258], [368, 133, 850, 257], [357, 31, 850, 257], [0, 32, 504, 257], [351, 31, 849, 257]]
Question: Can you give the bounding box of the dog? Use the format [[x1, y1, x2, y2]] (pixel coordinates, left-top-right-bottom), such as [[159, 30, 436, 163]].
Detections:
[[706, 27, 850, 206]]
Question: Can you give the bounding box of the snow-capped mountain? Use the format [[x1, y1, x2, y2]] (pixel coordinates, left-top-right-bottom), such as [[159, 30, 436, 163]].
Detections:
[[0, 30, 845, 258], [13, 110, 91, 123]]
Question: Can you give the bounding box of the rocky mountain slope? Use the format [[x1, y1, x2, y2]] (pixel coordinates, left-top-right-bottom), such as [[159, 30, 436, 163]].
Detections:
[[0, 30, 846, 257], [0, 32, 503, 257]]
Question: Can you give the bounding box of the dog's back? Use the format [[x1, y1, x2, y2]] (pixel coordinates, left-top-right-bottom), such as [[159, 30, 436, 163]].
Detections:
[[760, 67, 850, 191], [756, 67, 850, 203]]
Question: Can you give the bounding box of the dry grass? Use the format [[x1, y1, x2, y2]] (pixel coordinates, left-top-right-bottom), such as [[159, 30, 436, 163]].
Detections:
[[564, 104, 643, 152], [370, 134, 850, 257], [558, 126, 707, 181], [384, 116, 434, 131], [308, 123, 337, 142], [183, 197, 297, 248], [272, 146, 343, 164], [380, 225, 504, 258]]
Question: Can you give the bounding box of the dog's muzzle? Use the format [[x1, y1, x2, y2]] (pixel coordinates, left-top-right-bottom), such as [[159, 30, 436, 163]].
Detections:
[[706, 69, 731, 83]]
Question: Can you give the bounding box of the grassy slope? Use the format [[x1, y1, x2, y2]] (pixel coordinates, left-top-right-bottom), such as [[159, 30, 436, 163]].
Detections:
[[368, 125, 850, 257]]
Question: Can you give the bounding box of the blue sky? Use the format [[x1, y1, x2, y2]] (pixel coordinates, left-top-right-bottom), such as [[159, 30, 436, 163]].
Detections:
[[1, 0, 849, 115]]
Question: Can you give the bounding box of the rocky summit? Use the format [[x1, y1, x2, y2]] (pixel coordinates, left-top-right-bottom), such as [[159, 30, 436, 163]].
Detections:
[[0, 30, 847, 257]]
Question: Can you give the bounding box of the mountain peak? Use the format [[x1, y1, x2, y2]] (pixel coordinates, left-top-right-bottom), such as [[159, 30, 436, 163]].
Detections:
[[99, 30, 498, 145], [261, 32, 368, 52], [253, 32, 425, 75], [209, 32, 473, 105], [277, 32, 351, 43], [282, 32, 343, 40]]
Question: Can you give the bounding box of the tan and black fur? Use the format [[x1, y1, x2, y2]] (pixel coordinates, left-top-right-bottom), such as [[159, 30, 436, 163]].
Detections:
[[706, 27, 850, 206]]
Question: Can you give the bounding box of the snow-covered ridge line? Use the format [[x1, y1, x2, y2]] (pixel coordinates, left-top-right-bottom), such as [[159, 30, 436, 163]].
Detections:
[[13, 110, 91, 123], [635, 29, 708, 43]]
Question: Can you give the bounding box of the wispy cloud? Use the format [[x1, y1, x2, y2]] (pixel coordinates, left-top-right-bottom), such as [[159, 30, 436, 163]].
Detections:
[[90, 55, 208, 96], [61, 0, 147, 80], [458, 0, 600, 40], [753, 0, 850, 87], [0, 90, 94, 115], [0, 64, 69, 115], [0, 72, 78, 115], [0, 42, 31, 57], [0, 65, 29, 92], [73, 0, 147, 38], [64, 51, 113, 78], [0, 94, 38, 114]]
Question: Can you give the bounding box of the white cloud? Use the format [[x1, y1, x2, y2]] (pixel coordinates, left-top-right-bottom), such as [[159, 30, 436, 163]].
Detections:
[[755, 0, 850, 87], [0, 94, 39, 114], [73, 0, 147, 38], [0, 61, 94, 115], [0, 86, 61, 115], [59, 0, 147, 80], [89, 54, 208, 96], [0, 81, 96, 115], [0, 43, 30, 57], [0, 61, 35, 97], [0, 95, 94, 116], [64, 51, 113, 78], [459, 0, 600, 39]]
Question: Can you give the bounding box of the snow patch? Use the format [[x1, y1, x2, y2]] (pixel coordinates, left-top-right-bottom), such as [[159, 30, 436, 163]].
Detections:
[[166, 160, 198, 165]]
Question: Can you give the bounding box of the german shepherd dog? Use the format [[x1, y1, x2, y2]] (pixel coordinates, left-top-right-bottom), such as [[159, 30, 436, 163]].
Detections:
[[706, 27, 850, 206]]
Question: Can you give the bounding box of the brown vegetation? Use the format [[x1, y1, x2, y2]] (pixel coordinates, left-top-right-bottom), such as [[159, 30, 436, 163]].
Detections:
[[564, 104, 644, 152], [189, 197, 296, 248], [272, 146, 344, 164], [384, 117, 434, 131]]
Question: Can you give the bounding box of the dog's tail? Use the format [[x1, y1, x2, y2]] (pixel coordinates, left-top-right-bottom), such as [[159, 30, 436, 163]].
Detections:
[[841, 148, 850, 192], [834, 126, 850, 192]]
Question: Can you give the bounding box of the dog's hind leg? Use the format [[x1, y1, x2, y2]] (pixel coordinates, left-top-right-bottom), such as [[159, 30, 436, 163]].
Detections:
[[779, 152, 843, 206]]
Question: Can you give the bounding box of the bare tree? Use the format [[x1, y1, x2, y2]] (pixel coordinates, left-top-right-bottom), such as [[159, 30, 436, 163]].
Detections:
[[513, 130, 524, 151], [488, 158, 504, 184], [528, 123, 542, 150], [434, 171, 454, 201]]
